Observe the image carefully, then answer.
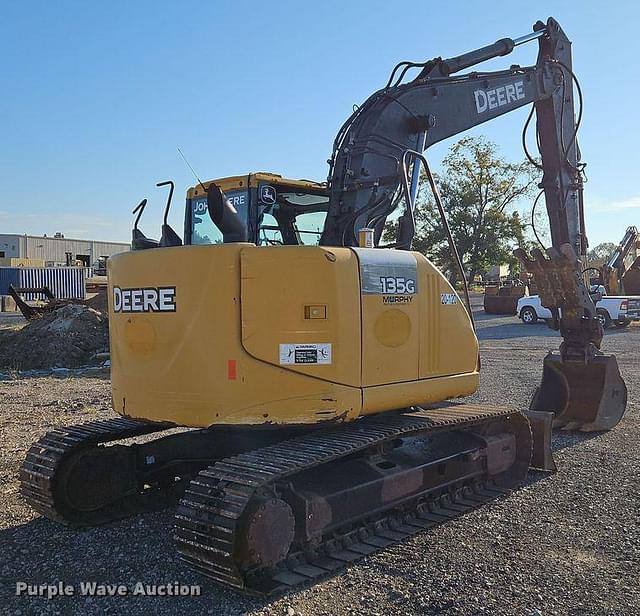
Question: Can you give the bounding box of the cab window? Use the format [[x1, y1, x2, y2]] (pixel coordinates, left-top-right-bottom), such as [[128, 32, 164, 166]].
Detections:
[[257, 189, 329, 246], [191, 189, 249, 245], [258, 213, 284, 245], [191, 196, 223, 245], [292, 210, 325, 246]]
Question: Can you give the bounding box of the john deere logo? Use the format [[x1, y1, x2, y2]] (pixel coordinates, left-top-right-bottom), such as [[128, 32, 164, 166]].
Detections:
[[474, 80, 525, 114], [113, 286, 176, 313], [260, 185, 276, 205]]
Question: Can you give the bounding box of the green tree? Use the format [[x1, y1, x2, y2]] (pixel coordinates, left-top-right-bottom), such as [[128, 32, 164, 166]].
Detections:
[[400, 136, 537, 283], [587, 242, 616, 265]]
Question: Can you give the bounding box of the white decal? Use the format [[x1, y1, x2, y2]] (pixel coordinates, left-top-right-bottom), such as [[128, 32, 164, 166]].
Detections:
[[227, 194, 245, 208], [279, 343, 332, 365], [113, 286, 176, 313], [354, 248, 418, 295], [193, 199, 207, 214], [441, 293, 458, 305], [474, 80, 525, 114], [260, 185, 277, 205]]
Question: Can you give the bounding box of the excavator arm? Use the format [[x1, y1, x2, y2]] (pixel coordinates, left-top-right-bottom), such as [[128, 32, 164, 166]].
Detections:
[[323, 17, 627, 431]]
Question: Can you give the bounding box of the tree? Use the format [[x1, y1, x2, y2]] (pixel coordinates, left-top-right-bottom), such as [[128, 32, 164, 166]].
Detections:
[[587, 242, 616, 265], [396, 136, 538, 283]]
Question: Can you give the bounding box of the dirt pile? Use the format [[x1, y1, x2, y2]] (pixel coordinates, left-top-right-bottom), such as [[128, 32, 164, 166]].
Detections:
[[85, 289, 109, 314], [0, 304, 109, 371]]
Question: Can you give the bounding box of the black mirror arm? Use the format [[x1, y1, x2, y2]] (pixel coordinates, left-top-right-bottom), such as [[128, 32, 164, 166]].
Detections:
[[132, 198, 148, 231], [157, 181, 175, 225]]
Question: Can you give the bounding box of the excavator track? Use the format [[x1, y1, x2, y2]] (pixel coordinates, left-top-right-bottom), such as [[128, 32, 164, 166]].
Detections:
[[20, 417, 174, 526], [175, 404, 532, 595]]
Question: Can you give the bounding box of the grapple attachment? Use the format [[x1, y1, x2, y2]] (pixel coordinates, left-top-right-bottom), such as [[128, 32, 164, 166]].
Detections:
[[530, 352, 627, 431]]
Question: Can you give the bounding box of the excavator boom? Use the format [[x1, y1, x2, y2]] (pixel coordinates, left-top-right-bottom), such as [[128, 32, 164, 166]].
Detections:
[[322, 17, 626, 431]]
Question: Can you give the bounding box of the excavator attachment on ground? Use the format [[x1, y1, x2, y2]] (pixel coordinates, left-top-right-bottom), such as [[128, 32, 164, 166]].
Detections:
[[483, 283, 527, 315], [7, 284, 58, 320], [530, 353, 627, 431], [7, 284, 90, 321]]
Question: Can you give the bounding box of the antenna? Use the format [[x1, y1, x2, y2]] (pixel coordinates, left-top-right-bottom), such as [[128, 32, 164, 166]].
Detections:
[[177, 147, 207, 192]]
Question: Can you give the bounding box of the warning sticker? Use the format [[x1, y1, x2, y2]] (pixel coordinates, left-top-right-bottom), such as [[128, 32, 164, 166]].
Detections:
[[279, 343, 332, 365]]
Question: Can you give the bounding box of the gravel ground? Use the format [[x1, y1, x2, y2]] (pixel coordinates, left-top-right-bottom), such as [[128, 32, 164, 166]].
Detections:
[[1, 299, 638, 615]]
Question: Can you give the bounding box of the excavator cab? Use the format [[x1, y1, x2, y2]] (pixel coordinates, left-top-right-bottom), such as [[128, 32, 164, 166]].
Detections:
[[184, 173, 330, 247]]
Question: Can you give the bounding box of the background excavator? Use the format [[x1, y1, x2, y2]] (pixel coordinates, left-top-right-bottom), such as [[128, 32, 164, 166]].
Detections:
[[21, 17, 627, 595], [586, 225, 640, 296]]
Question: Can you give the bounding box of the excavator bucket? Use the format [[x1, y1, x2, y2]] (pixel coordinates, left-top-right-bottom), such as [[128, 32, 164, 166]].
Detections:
[[8, 284, 57, 320], [483, 285, 526, 315], [530, 352, 627, 431]]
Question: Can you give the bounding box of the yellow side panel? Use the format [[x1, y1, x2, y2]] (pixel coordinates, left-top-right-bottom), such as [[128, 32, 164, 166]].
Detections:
[[356, 249, 420, 386], [108, 245, 361, 428], [362, 373, 479, 415], [415, 254, 479, 378], [361, 293, 419, 385], [107, 244, 478, 429], [355, 248, 478, 401], [240, 246, 361, 388]]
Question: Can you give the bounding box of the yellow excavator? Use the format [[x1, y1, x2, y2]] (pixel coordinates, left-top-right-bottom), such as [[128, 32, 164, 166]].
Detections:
[[21, 18, 626, 595], [588, 226, 640, 296]]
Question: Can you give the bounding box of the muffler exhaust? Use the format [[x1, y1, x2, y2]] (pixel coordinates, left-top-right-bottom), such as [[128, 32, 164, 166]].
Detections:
[[207, 183, 248, 243]]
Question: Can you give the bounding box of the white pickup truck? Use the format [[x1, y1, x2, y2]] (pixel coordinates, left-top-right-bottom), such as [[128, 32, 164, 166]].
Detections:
[[517, 291, 640, 329]]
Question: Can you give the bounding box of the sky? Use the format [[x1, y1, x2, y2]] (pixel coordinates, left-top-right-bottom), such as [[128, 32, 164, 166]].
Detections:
[[0, 0, 638, 247]]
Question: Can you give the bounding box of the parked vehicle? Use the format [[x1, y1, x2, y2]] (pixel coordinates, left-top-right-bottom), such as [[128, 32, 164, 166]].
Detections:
[[517, 294, 640, 328]]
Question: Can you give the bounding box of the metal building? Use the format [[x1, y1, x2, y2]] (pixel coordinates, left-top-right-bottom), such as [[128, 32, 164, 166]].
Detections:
[[0, 233, 129, 268]]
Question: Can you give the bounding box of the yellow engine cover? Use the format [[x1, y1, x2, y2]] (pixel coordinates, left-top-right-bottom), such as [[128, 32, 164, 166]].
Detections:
[[108, 244, 478, 428]]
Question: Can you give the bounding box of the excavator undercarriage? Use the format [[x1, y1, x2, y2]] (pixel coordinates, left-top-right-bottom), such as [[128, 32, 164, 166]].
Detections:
[[175, 405, 531, 595], [22, 405, 534, 595]]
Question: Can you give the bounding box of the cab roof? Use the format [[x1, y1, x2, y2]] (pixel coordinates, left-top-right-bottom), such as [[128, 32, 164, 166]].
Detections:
[[186, 172, 326, 199]]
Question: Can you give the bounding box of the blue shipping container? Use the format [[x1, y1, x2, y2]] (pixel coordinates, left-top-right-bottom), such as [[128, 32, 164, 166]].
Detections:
[[0, 267, 86, 300]]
